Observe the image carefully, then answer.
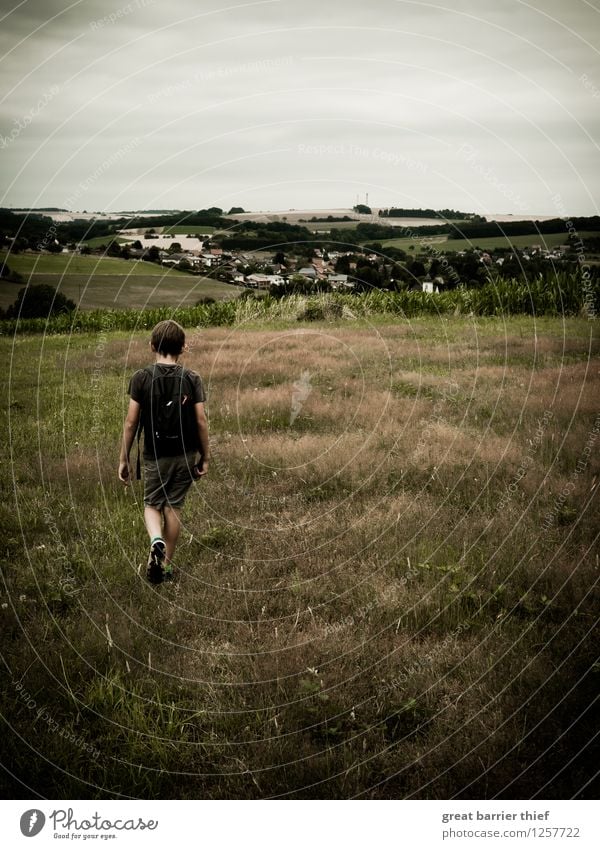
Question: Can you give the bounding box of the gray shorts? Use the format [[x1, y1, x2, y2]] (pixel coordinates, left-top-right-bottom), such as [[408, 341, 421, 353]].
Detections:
[[143, 452, 197, 509]]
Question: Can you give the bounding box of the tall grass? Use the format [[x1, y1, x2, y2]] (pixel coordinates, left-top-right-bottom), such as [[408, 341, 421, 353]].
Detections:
[[1, 317, 598, 799], [1, 272, 596, 335]]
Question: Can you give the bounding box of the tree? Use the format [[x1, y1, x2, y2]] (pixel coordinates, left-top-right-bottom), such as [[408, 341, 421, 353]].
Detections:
[[270, 275, 331, 297], [0, 263, 23, 283], [132, 240, 143, 250], [353, 204, 372, 215], [106, 240, 122, 257], [168, 242, 182, 254], [228, 207, 245, 215], [6, 284, 76, 319], [335, 255, 351, 274], [145, 245, 161, 263], [408, 259, 426, 278]]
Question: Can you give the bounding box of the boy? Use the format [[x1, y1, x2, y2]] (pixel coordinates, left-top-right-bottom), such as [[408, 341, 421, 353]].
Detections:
[[118, 320, 209, 583]]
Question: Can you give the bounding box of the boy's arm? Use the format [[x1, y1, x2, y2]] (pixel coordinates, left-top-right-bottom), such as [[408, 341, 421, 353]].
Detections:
[[119, 398, 141, 483], [195, 401, 209, 476]]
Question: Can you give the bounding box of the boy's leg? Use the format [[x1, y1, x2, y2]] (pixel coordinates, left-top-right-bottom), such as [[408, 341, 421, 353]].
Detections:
[[144, 505, 166, 583], [144, 505, 164, 541], [163, 506, 182, 564]]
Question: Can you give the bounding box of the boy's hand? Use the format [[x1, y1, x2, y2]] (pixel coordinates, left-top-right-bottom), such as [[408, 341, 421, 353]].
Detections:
[[195, 458, 209, 478], [118, 460, 131, 484]]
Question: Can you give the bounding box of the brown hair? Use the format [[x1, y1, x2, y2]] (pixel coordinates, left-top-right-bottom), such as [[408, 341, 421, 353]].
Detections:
[[150, 320, 186, 356]]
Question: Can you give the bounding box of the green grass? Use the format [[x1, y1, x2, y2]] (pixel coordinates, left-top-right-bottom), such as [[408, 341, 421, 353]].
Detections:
[[78, 236, 130, 248], [0, 252, 245, 310], [0, 275, 244, 311], [0, 315, 598, 799], [0, 251, 189, 276], [159, 224, 215, 235], [2, 272, 596, 333], [382, 231, 600, 252]]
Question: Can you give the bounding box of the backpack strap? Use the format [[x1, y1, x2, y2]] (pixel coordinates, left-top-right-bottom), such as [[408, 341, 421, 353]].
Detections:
[[135, 420, 143, 480], [135, 368, 154, 480]]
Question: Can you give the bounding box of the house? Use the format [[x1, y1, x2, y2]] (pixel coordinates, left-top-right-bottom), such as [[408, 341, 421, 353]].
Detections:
[[328, 274, 350, 289], [297, 265, 318, 279], [161, 252, 202, 269], [245, 273, 285, 289], [420, 275, 440, 293], [162, 252, 186, 262]]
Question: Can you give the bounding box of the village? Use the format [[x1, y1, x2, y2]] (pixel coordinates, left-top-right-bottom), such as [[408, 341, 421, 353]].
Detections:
[[75, 226, 577, 296]]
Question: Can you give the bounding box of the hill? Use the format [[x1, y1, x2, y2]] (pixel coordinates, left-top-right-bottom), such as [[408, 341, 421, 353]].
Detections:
[[0, 252, 244, 310]]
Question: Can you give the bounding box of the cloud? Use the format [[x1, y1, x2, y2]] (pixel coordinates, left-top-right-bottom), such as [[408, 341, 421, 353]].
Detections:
[[0, 0, 598, 214]]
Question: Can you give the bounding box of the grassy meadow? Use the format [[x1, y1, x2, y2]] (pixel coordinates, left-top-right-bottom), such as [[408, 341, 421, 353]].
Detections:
[[0, 252, 244, 311], [159, 224, 216, 236], [382, 231, 600, 253], [0, 313, 598, 799]]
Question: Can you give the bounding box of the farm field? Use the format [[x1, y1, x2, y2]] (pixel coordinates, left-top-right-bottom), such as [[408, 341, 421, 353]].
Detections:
[[0, 314, 598, 799], [224, 209, 454, 229], [0, 252, 244, 310], [78, 236, 130, 248], [0, 251, 192, 276], [382, 231, 600, 253], [159, 224, 215, 235]]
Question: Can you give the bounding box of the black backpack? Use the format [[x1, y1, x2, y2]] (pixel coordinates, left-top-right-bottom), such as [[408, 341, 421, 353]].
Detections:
[[136, 365, 198, 477]]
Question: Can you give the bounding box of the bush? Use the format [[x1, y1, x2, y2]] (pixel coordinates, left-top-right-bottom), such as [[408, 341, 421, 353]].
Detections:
[[5, 284, 76, 319], [0, 262, 23, 283], [1, 272, 597, 334], [298, 299, 344, 321]]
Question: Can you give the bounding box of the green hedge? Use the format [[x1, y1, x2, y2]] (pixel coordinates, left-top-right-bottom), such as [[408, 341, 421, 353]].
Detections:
[[1, 273, 596, 335]]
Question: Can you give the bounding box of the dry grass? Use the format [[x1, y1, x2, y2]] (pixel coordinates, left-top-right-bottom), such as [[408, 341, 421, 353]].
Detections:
[[0, 315, 598, 799]]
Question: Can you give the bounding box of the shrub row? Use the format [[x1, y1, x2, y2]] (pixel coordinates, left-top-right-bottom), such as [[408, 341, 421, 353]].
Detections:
[[0, 272, 596, 335]]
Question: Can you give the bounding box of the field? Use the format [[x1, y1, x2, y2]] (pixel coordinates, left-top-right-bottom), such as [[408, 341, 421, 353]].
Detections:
[[78, 236, 130, 248], [0, 252, 181, 276], [159, 224, 215, 235], [0, 252, 244, 310], [1, 313, 598, 799], [382, 231, 600, 253]]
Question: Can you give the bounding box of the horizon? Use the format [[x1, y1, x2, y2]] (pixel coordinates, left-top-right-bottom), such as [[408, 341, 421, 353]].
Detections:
[[4, 204, 596, 220]]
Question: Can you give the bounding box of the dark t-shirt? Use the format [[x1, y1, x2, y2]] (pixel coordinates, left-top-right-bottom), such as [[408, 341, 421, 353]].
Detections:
[[128, 363, 206, 459]]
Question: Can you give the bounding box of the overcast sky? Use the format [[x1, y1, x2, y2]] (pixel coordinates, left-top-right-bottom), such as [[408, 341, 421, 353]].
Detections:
[[0, 0, 599, 215]]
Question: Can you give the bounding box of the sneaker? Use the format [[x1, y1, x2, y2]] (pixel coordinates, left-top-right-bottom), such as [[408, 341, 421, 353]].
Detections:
[[146, 538, 166, 584]]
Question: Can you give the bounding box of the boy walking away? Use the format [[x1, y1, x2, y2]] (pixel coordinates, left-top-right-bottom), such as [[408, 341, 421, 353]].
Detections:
[[119, 320, 209, 583]]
